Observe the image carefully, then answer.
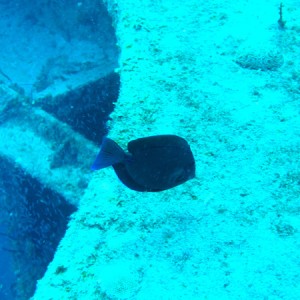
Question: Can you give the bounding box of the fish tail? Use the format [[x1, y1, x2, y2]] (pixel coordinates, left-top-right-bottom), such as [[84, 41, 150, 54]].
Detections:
[[91, 137, 126, 170]]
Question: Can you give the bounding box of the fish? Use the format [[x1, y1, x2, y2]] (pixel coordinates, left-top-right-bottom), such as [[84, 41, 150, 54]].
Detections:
[[92, 135, 195, 192]]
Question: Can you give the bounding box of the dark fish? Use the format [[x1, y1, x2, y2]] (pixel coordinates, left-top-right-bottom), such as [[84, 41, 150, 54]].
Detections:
[[92, 135, 195, 192]]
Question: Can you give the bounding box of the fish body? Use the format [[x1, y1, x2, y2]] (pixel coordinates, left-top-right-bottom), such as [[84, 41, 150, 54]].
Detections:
[[92, 135, 195, 192]]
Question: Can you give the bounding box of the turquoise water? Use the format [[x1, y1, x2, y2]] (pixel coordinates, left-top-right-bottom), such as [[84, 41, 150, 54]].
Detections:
[[0, 1, 117, 298], [1, 1, 300, 299]]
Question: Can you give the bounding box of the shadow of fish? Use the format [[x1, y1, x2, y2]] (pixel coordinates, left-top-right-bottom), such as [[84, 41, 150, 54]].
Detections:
[[92, 135, 196, 192]]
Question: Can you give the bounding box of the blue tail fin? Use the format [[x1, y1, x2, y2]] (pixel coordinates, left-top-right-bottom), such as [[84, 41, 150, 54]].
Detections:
[[91, 137, 126, 170]]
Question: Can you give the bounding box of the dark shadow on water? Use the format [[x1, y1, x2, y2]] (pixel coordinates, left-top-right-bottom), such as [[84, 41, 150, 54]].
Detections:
[[0, 1, 119, 298], [0, 224, 16, 300], [0, 158, 77, 300]]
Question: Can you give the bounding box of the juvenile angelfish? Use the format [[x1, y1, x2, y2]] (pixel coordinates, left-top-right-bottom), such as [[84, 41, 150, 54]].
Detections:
[[91, 135, 196, 192]]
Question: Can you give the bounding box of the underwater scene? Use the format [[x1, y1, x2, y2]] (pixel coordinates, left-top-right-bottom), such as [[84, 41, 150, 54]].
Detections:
[[0, 0, 299, 299]]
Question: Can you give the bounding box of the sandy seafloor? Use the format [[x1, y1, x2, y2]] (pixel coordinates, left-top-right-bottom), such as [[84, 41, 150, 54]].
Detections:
[[33, 0, 300, 299]]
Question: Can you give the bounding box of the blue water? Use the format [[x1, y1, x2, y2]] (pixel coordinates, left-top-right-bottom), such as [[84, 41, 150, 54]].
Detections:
[[0, 225, 16, 300], [0, 159, 77, 299], [0, 1, 118, 299], [3, 1, 299, 300]]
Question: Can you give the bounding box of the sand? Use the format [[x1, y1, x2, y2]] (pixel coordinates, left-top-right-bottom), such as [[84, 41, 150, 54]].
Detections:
[[32, 0, 300, 299]]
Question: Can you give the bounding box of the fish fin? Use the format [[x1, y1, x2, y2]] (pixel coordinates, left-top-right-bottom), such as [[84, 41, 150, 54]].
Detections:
[[113, 163, 148, 191], [91, 137, 126, 170]]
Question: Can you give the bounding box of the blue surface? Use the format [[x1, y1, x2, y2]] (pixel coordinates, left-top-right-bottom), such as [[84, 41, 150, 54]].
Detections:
[[0, 225, 15, 300]]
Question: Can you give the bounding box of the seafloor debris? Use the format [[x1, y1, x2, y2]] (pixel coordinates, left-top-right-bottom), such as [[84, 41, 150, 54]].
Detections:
[[236, 48, 284, 71]]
